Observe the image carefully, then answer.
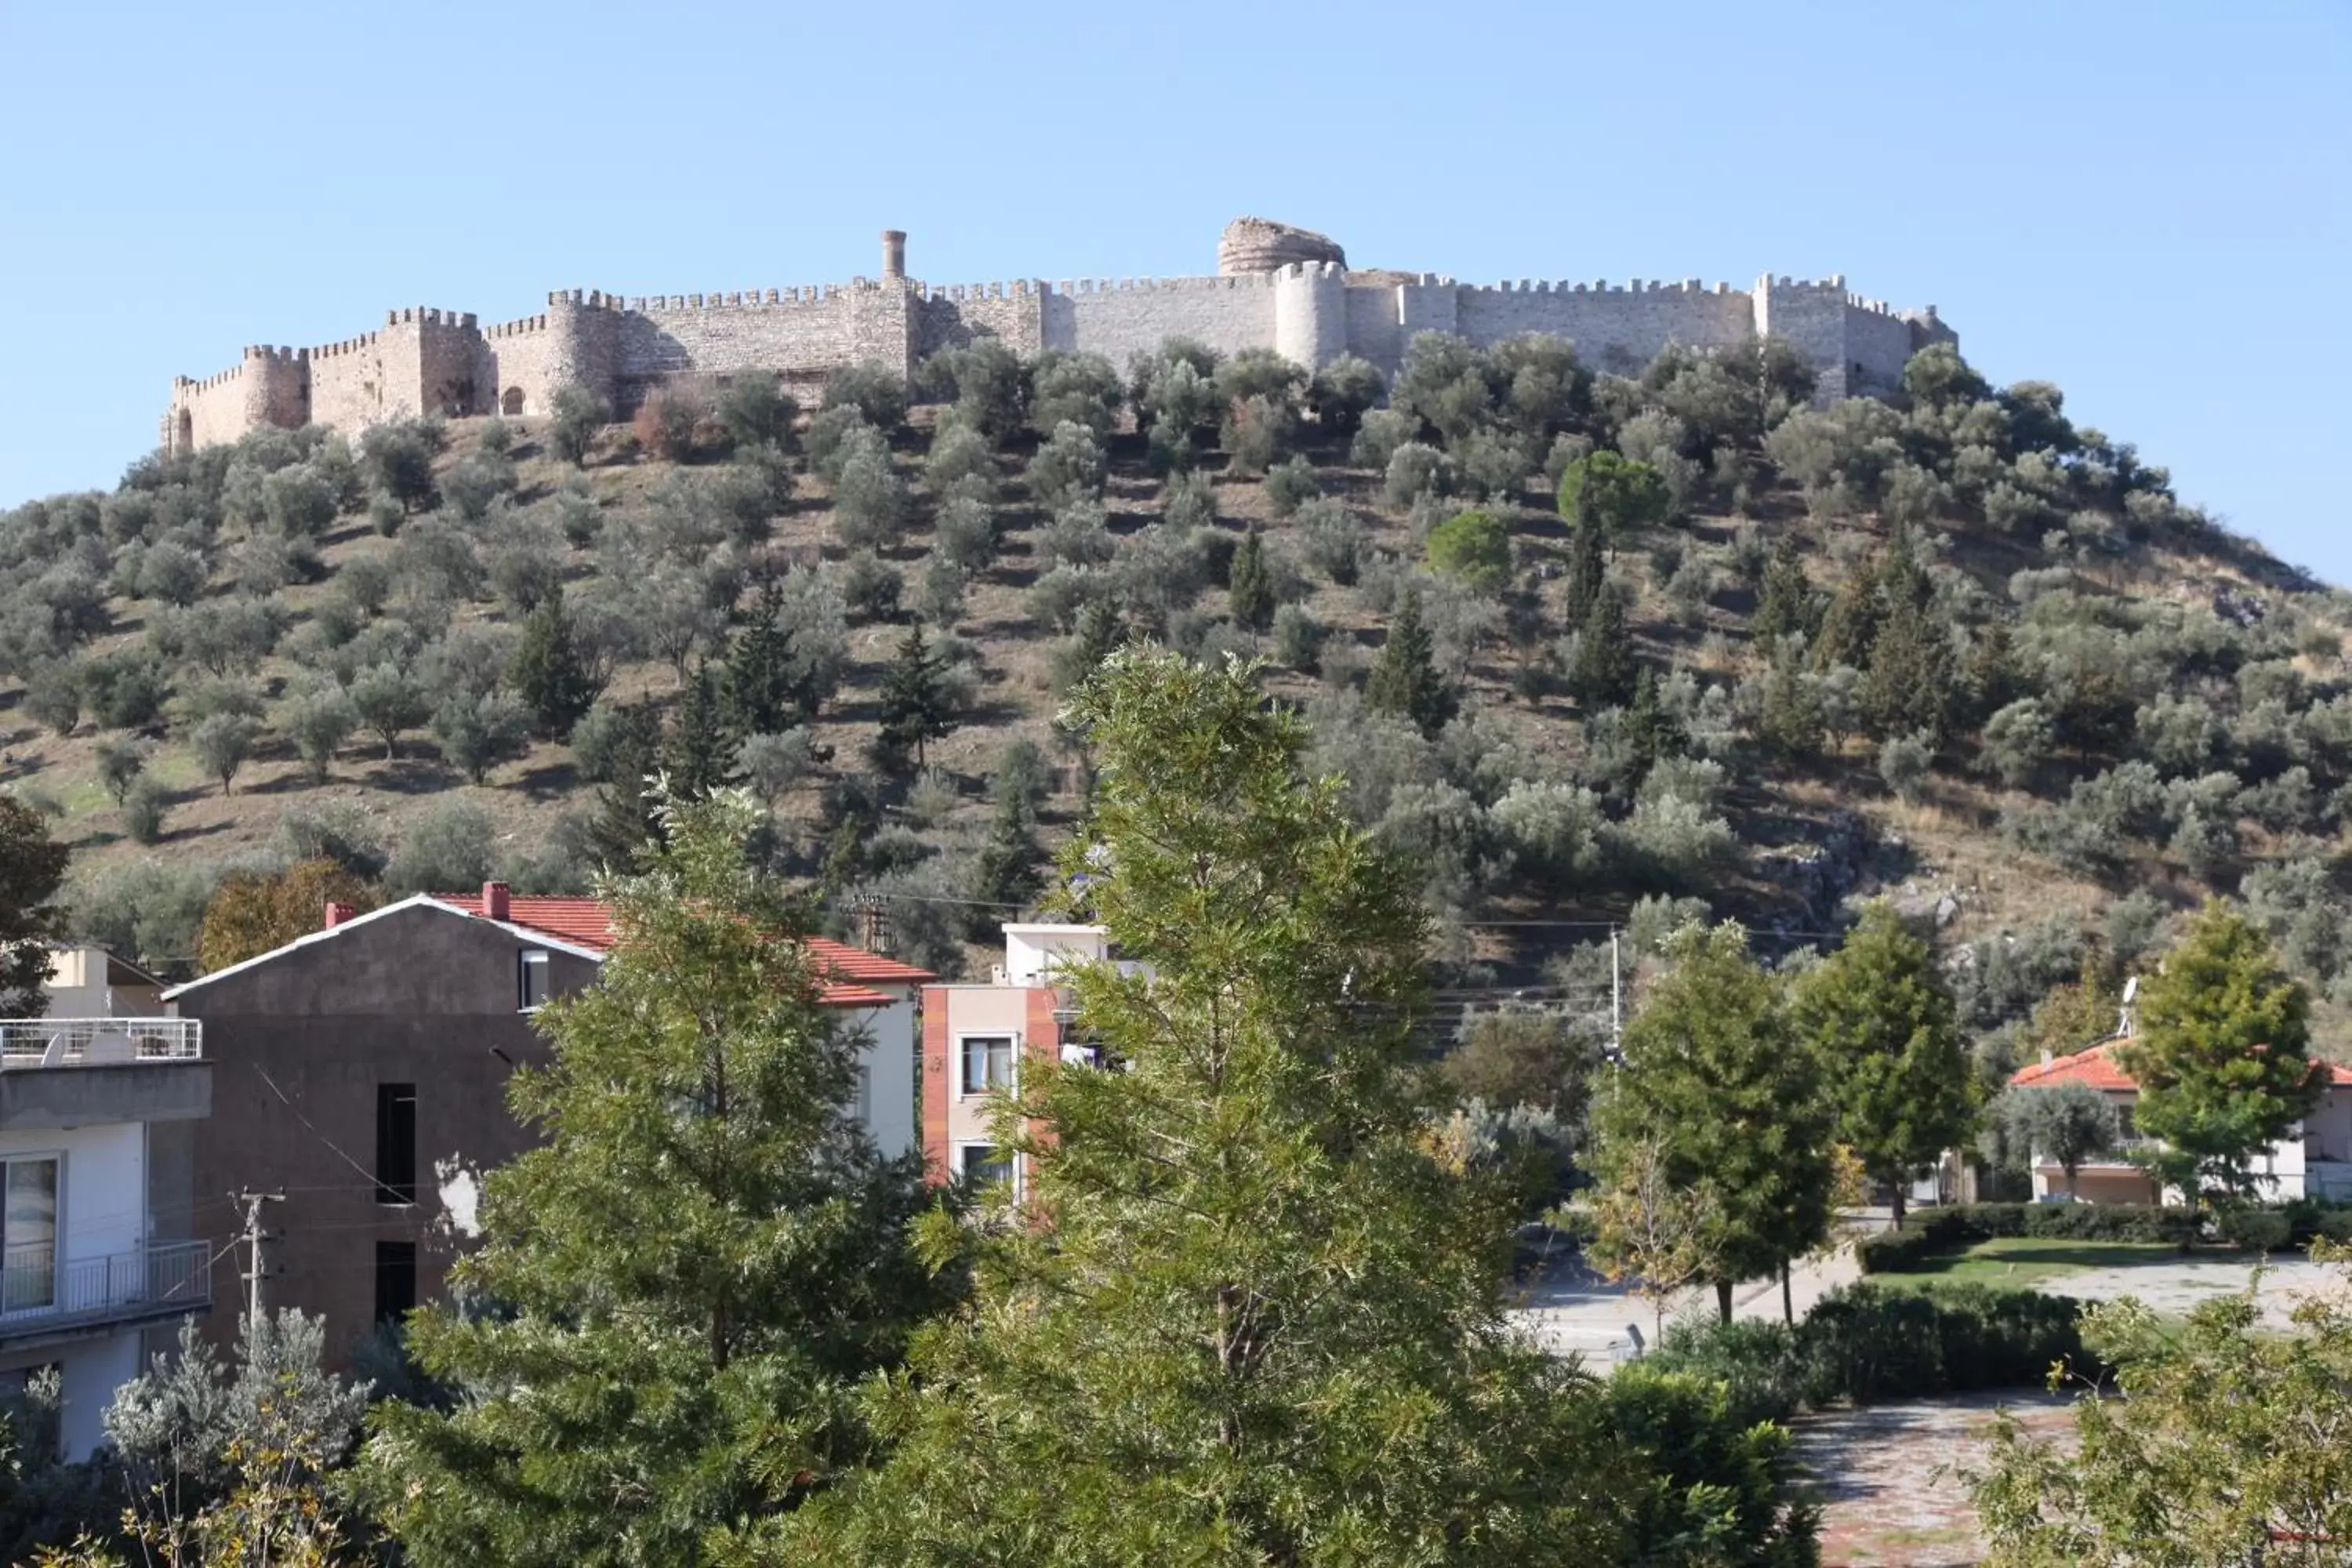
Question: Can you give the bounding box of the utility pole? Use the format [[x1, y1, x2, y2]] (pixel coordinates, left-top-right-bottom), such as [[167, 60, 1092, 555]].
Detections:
[[232, 1189, 284, 1324], [1610, 927, 1623, 1058]]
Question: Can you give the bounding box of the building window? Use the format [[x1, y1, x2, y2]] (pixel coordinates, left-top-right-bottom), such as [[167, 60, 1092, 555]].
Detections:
[[957, 1144, 1013, 1189], [519, 951, 550, 1012], [375, 1084, 416, 1206], [373, 1241, 417, 1327], [959, 1035, 1015, 1098], [0, 1156, 58, 1312]]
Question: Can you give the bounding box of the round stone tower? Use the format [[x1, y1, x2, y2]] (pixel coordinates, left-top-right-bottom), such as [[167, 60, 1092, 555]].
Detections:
[[1218, 216, 1347, 276]]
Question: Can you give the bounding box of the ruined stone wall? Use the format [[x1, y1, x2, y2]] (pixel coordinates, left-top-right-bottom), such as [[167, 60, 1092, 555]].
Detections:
[[416, 314, 483, 416], [1843, 296, 1922, 398], [1041, 274, 1279, 370], [606, 287, 877, 409], [167, 363, 254, 453], [480, 312, 554, 417]]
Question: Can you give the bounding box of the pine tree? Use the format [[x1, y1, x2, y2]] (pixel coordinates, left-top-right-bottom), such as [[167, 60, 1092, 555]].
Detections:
[[509, 586, 601, 739], [968, 787, 1044, 934], [1364, 587, 1457, 738], [2118, 902, 2320, 1206], [359, 789, 947, 1566], [1568, 586, 1636, 710], [586, 700, 664, 875], [724, 580, 799, 735], [1589, 920, 1835, 1323], [1228, 523, 1278, 631], [1758, 642, 1825, 759], [662, 660, 739, 800], [1859, 527, 1952, 739], [1054, 596, 1127, 693], [1622, 666, 1683, 781], [1751, 530, 1817, 651], [873, 622, 959, 775], [1788, 901, 1974, 1229], [769, 648, 1642, 1563]]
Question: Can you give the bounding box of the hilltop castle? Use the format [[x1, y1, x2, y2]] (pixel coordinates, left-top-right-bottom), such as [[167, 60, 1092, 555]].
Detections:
[[162, 217, 1956, 456]]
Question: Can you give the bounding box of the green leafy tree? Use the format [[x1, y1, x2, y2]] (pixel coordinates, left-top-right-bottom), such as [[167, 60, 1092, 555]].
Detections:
[[873, 622, 960, 775], [430, 691, 530, 786], [358, 789, 946, 1566], [1968, 1262, 2352, 1564], [1564, 512, 1606, 626], [1227, 524, 1277, 631], [1556, 449, 1670, 542], [1987, 1083, 2120, 1200], [278, 678, 361, 784], [509, 587, 603, 740], [1439, 1007, 1600, 1120], [548, 387, 610, 466], [1859, 532, 1952, 739], [717, 373, 797, 452], [0, 797, 68, 1018], [361, 421, 439, 514], [968, 784, 1044, 928], [1425, 509, 1512, 593], [1364, 587, 1457, 739], [1591, 921, 1835, 1323], [187, 712, 258, 797], [1790, 902, 1974, 1228], [93, 735, 150, 806], [586, 702, 666, 875], [199, 860, 379, 974], [1757, 644, 1824, 759], [350, 662, 427, 760], [2117, 902, 2319, 1205], [770, 648, 1646, 1565]]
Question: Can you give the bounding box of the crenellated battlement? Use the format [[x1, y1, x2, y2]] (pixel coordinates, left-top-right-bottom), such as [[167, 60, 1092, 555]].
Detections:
[[162, 217, 1951, 455]]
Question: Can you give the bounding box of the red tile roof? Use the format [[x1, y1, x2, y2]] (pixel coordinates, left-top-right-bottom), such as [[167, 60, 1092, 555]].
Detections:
[[434, 893, 931, 1007], [2010, 1038, 2352, 1091]]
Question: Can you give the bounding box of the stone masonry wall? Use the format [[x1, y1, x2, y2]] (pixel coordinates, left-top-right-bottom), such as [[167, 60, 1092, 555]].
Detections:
[[160, 225, 1956, 452], [1042, 274, 1279, 367]]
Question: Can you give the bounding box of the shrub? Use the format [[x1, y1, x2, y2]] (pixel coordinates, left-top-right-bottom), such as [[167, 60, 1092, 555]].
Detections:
[[122, 779, 170, 844], [831, 428, 911, 550], [822, 363, 909, 430], [1296, 499, 1365, 586], [934, 495, 1000, 574], [1029, 350, 1123, 441], [1852, 1203, 2199, 1273], [441, 452, 518, 521], [549, 387, 610, 466], [1306, 354, 1385, 437], [926, 422, 996, 499], [1384, 441, 1453, 510], [1026, 421, 1106, 509], [1877, 730, 1933, 802], [1041, 500, 1116, 569], [716, 373, 797, 452], [383, 800, 495, 896], [273, 798, 389, 877], [1261, 456, 1322, 518], [841, 553, 904, 626], [1272, 603, 1323, 674]]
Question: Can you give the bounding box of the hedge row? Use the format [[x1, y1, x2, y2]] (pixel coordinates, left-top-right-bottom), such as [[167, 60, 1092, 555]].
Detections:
[[1855, 1202, 2198, 1273], [1641, 1282, 2099, 1424]]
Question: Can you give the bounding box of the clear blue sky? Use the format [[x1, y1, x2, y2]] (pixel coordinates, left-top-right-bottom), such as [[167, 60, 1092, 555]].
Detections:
[[3, 2, 2345, 576]]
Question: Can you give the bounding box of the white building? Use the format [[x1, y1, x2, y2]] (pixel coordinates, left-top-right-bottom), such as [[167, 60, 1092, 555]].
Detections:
[[2009, 1038, 2352, 1203], [0, 948, 213, 1459]]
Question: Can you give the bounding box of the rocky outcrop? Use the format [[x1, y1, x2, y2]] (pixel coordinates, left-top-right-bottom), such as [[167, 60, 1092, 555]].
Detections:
[[1218, 216, 1347, 275]]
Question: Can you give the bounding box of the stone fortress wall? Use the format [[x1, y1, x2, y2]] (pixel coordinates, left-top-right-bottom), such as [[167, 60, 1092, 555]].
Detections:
[[161, 218, 1956, 456]]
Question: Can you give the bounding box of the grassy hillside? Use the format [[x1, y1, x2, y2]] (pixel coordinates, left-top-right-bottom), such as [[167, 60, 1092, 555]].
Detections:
[[4, 333, 2347, 1067]]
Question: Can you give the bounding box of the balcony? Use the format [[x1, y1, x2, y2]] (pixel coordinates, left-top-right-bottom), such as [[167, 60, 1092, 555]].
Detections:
[[0, 1018, 200, 1066], [0, 1019, 209, 1131], [0, 1240, 212, 1349]]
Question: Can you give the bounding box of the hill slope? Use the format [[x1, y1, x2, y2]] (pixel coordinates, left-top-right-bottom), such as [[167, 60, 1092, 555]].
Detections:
[[3, 333, 2347, 1069]]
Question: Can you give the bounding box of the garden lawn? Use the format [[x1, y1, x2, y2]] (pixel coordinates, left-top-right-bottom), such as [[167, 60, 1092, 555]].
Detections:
[[1875, 1236, 2181, 1289]]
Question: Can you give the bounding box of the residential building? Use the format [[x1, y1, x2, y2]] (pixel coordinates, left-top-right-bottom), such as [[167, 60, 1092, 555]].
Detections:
[[2007, 1039, 2352, 1203], [0, 947, 212, 1460], [162, 885, 927, 1367], [922, 924, 1129, 1193]]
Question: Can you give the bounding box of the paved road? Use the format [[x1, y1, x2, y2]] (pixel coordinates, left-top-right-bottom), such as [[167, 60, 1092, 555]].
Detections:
[[1507, 1236, 1861, 1364]]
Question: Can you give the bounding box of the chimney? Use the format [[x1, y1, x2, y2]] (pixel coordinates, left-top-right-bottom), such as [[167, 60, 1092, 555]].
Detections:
[[481, 880, 511, 921], [880, 229, 907, 281], [324, 901, 357, 929]]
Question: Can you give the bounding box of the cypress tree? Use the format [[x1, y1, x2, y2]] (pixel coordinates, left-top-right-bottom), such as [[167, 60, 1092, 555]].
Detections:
[[1364, 587, 1457, 738], [1757, 642, 1824, 759], [1228, 524, 1277, 631], [1564, 514, 1606, 626], [662, 659, 739, 800], [510, 586, 601, 740], [1569, 587, 1636, 710], [968, 787, 1044, 933], [1809, 561, 1882, 672]]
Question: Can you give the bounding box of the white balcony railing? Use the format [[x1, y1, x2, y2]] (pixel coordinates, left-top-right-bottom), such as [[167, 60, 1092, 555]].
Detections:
[[0, 1240, 212, 1338], [0, 1018, 201, 1069]]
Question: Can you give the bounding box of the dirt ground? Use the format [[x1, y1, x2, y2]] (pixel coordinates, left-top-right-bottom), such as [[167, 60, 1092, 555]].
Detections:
[[1789, 1391, 2078, 1567]]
